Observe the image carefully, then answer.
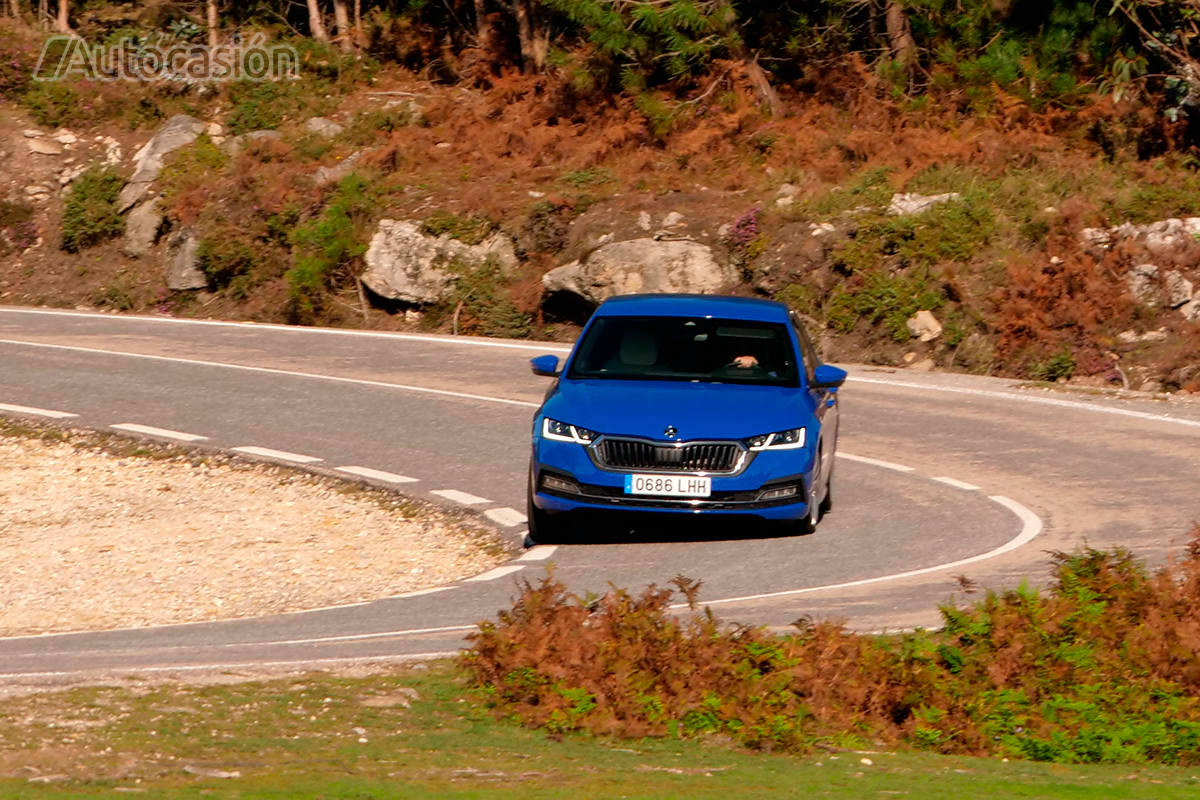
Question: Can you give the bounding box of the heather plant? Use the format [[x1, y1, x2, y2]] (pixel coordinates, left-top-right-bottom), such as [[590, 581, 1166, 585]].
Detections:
[[60, 167, 124, 253], [465, 530, 1200, 764]]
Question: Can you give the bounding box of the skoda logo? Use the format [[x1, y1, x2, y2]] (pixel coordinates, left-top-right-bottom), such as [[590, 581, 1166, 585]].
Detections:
[[664, 425, 678, 439]]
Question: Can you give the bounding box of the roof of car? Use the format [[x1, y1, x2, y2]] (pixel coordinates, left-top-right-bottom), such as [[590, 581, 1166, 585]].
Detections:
[[593, 294, 791, 323]]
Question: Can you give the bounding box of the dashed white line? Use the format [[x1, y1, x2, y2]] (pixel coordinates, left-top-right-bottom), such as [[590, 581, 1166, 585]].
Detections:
[[385, 587, 455, 600], [518, 546, 558, 562], [432, 489, 491, 506], [232, 446, 323, 464], [933, 476, 980, 491], [484, 507, 527, 527], [465, 565, 525, 582], [336, 465, 418, 484], [0, 402, 77, 419], [681, 492, 1044, 609], [110, 422, 207, 442], [836, 451, 915, 472]]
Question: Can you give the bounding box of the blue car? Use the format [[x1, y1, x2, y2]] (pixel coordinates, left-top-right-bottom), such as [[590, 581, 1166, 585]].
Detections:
[[527, 294, 847, 542]]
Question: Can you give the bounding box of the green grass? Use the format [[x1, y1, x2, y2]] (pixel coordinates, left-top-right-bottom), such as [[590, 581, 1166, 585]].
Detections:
[[1, 661, 1197, 798]]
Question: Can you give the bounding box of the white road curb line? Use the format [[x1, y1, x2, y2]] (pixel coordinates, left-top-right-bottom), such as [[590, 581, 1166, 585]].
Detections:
[[518, 546, 557, 562], [110, 423, 207, 442], [232, 446, 323, 464], [336, 466, 418, 484], [484, 507, 527, 527], [0, 402, 77, 419], [681, 492, 1044, 609], [432, 489, 491, 506], [465, 565, 525, 582], [0, 339, 540, 409], [932, 476, 980, 491]]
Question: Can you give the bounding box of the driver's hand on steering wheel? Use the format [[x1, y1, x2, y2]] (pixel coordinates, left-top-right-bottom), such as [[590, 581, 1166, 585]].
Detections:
[[730, 355, 759, 368]]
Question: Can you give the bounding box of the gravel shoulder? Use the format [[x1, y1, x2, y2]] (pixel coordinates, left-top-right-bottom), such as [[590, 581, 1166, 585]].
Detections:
[[0, 424, 510, 637]]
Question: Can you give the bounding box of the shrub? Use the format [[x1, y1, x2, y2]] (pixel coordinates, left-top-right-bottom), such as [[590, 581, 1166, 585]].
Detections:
[[61, 167, 124, 253], [420, 211, 496, 246], [23, 81, 81, 128], [0, 200, 37, 256], [285, 174, 374, 321], [465, 530, 1200, 764]]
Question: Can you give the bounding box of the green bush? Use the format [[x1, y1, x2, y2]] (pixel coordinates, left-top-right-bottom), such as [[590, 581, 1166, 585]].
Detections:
[[285, 174, 373, 320], [420, 211, 496, 246], [23, 81, 81, 128], [61, 167, 124, 253], [825, 269, 946, 341], [466, 532, 1200, 764]]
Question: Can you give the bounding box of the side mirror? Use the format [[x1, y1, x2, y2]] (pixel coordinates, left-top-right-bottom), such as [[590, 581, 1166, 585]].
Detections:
[[530, 355, 561, 377], [811, 364, 847, 390]]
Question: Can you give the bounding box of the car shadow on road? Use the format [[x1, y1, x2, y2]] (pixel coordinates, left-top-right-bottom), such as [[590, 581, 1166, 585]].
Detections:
[[531, 510, 805, 546]]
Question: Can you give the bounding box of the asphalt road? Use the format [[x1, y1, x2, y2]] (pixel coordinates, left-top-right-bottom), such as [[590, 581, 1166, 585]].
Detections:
[[1, 306, 1199, 682]]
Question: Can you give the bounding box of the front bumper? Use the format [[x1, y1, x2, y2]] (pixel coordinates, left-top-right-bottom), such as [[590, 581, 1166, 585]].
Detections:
[[531, 436, 816, 522]]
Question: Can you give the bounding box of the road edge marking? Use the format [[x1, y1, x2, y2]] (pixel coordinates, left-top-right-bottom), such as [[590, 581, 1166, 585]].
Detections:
[[110, 423, 207, 442], [232, 446, 323, 464], [0, 402, 77, 419]]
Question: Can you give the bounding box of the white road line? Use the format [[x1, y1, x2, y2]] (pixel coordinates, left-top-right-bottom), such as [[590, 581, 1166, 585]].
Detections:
[[245, 624, 477, 647], [232, 446, 323, 464], [0, 307, 573, 353], [432, 489, 491, 506], [0, 402, 77, 419], [518, 545, 558, 562], [385, 586, 455, 600], [836, 451, 915, 472], [680, 493, 1044, 610], [933, 476, 980, 491], [336, 466, 418, 484], [847, 375, 1200, 430], [0, 651, 460, 681], [484, 507, 527, 527], [465, 565, 525, 582], [110, 422, 207, 442], [0, 339, 540, 409]]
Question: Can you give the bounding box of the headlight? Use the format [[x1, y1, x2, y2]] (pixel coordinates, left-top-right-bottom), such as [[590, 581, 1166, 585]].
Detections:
[[745, 427, 806, 451], [542, 418, 597, 444]]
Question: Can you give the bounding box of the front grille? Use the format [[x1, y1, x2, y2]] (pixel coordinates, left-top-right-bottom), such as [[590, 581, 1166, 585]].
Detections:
[[593, 438, 742, 473]]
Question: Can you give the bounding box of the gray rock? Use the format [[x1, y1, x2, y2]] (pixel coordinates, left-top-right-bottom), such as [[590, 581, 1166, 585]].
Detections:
[[122, 198, 165, 258], [1181, 299, 1200, 322], [119, 115, 206, 211], [223, 129, 284, 157], [27, 139, 63, 156], [905, 310, 943, 342], [541, 238, 733, 306], [360, 220, 518, 305], [164, 228, 206, 290], [1081, 217, 1200, 257], [660, 211, 686, 229], [888, 192, 960, 216], [908, 358, 936, 372], [314, 150, 364, 187], [637, 211, 652, 231], [305, 116, 344, 137], [1127, 263, 1160, 306], [1164, 270, 1194, 308]]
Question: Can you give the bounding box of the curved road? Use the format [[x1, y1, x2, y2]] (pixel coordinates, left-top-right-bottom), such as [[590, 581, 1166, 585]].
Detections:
[[1, 307, 1198, 683]]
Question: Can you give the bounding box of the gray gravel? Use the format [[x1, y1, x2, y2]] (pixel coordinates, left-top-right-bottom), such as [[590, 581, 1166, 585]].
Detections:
[[0, 434, 504, 636]]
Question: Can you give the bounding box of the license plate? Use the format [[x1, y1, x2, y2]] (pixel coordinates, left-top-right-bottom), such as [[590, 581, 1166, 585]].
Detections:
[[624, 474, 712, 498]]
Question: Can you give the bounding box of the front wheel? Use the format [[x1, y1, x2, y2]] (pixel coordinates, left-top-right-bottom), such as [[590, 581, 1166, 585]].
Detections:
[[526, 485, 563, 545]]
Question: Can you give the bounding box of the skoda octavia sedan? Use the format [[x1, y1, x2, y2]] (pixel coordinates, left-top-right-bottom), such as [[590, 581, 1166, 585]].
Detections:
[[526, 294, 846, 542]]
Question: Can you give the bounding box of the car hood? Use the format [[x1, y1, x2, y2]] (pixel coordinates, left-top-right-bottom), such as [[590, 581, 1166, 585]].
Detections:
[[543, 379, 815, 441]]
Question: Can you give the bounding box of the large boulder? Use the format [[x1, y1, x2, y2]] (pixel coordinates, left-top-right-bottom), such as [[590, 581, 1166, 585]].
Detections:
[[360, 220, 518, 305], [122, 198, 165, 258], [119, 115, 206, 211], [541, 238, 733, 306], [164, 227, 206, 290]]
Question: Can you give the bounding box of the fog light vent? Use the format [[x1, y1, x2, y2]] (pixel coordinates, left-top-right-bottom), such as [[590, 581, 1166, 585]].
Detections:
[[758, 484, 799, 502], [541, 474, 581, 495]]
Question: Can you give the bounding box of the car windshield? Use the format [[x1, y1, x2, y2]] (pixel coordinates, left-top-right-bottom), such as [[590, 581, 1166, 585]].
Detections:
[[567, 315, 800, 386]]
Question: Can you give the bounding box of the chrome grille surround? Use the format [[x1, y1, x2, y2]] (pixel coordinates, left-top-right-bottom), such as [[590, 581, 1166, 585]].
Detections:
[[589, 436, 749, 476]]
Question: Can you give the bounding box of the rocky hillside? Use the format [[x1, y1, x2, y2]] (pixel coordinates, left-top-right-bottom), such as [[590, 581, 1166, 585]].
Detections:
[[1, 13, 1199, 394]]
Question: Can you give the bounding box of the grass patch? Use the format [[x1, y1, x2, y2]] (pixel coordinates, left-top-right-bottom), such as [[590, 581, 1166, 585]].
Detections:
[[420, 210, 497, 246], [60, 167, 124, 253], [286, 174, 375, 322], [2, 661, 1200, 798]]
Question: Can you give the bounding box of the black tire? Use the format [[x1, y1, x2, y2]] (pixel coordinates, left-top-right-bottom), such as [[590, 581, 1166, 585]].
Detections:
[[526, 484, 562, 545], [776, 480, 819, 537], [819, 458, 834, 517]]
